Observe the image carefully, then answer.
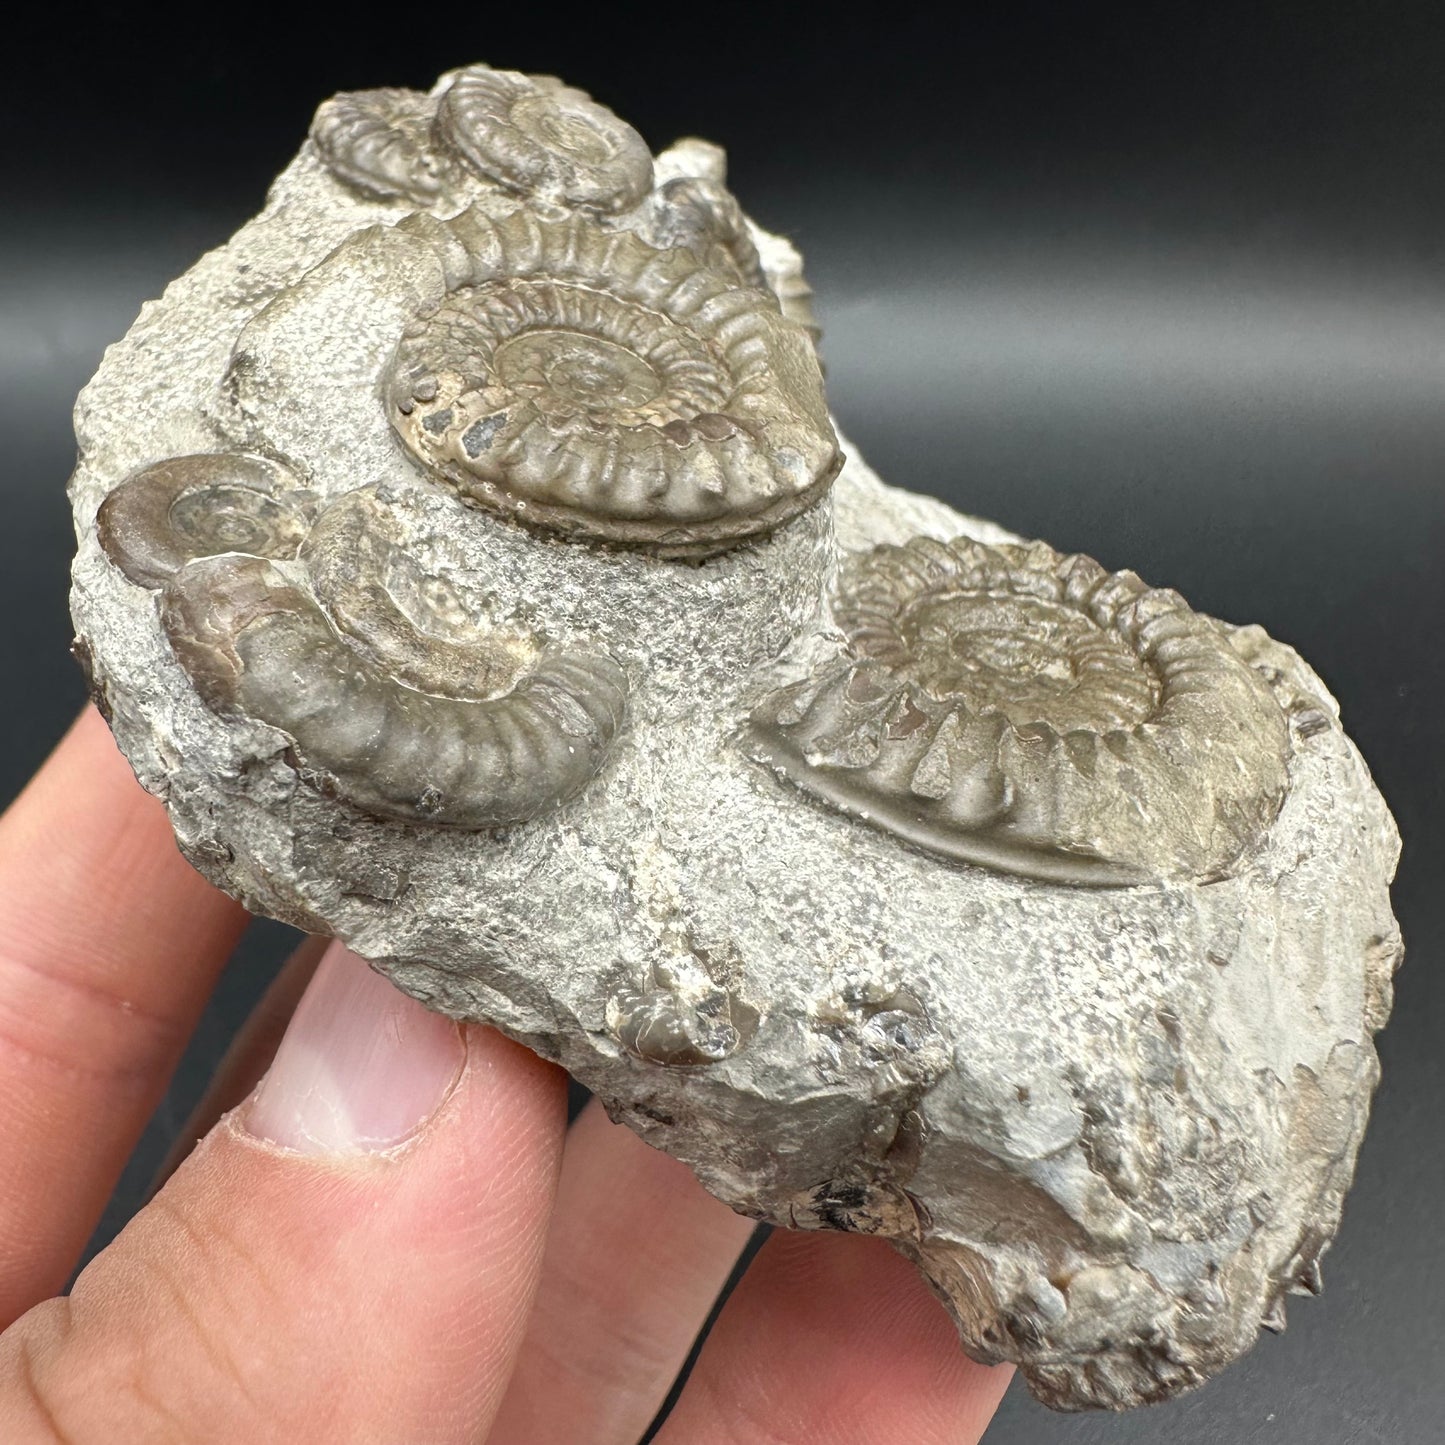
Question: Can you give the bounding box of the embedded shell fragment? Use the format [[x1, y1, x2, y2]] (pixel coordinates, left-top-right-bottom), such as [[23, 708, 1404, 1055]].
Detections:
[[750, 536, 1293, 884], [159, 538, 628, 831], [68, 62, 1401, 1416], [99, 455, 628, 830], [653, 176, 769, 292]]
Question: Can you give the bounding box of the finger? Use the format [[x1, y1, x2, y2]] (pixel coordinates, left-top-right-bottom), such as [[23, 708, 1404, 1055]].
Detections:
[[487, 1101, 756, 1445], [0, 708, 249, 1326], [652, 1231, 1013, 1445], [0, 942, 568, 1444], [150, 934, 328, 1190]]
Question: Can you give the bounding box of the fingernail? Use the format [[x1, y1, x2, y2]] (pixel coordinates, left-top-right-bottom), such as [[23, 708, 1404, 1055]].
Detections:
[[246, 940, 465, 1155]]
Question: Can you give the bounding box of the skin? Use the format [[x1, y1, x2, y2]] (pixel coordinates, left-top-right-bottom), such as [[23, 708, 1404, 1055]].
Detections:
[[0, 709, 1011, 1442]]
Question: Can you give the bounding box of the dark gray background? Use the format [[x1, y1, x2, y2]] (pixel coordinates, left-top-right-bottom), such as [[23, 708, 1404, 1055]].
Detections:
[[3, 6, 1441, 1440]]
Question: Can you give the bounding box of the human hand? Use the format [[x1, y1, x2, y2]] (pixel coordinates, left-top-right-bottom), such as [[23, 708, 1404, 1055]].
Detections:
[[0, 710, 1011, 1442]]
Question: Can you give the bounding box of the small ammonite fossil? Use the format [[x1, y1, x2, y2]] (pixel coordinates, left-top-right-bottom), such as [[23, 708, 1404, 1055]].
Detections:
[[434, 65, 653, 214], [159, 538, 629, 830], [385, 206, 840, 555], [96, 453, 316, 590], [309, 88, 448, 204], [749, 536, 1293, 885], [607, 970, 760, 1068], [653, 176, 769, 293]]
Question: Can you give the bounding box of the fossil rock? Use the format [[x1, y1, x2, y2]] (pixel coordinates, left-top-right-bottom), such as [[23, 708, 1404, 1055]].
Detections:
[[67, 65, 1400, 1413], [97, 453, 318, 589]]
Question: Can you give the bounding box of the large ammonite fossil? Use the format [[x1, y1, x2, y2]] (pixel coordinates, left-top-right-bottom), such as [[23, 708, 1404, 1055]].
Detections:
[[749, 536, 1293, 885], [384, 206, 839, 554], [434, 65, 653, 213], [309, 88, 448, 204]]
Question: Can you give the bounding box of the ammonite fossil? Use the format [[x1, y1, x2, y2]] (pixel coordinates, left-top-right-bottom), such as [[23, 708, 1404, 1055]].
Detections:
[[653, 176, 769, 292], [96, 453, 316, 590], [384, 206, 839, 554], [749, 536, 1293, 885], [434, 65, 653, 213], [159, 539, 628, 831], [309, 88, 447, 204], [607, 963, 760, 1068]]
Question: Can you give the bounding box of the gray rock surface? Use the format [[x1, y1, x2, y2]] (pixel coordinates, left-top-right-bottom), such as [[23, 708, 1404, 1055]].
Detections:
[[67, 66, 1401, 1412]]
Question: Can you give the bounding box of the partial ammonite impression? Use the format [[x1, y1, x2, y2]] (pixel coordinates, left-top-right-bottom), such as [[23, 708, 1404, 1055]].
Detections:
[[158, 489, 628, 829], [385, 207, 839, 554], [96, 453, 316, 590], [435, 65, 653, 213], [749, 536, 1292, 885], [310, 88, 448, 204], [300, 485, 526, 700]]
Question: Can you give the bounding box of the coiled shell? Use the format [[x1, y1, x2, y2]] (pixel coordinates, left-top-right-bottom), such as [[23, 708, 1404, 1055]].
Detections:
[[309, 88, 447, 204], [385, 207, 840, 554], [653, 176, 768, 292], [96, 453, 316, 590], [749, 536, 1292, 885], [434, 65, 653, 213], [159, 507, 629, 829]]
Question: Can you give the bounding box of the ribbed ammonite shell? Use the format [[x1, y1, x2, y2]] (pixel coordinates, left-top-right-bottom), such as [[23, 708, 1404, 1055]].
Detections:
[[749, 536, 1293, 885], [434, 65, 653, 214], [159, 493, 629, 830], [653, 176, 768, 292], [309, 88, 447, 204], [96, 453, 316, 590], [385, 207, 840, 554]]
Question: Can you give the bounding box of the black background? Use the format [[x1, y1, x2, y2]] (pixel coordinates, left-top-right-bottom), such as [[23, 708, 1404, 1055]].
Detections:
[[3, 6, 1442, 1440]]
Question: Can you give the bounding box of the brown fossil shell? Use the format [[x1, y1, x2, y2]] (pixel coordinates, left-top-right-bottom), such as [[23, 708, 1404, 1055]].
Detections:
[[434, 66, 653, 214], [160, 545, 628, 831], [385, 207, 840, 555], [749, 536, 1293, 885], [309, 88, 447, 204], [96, 453, 316, 590]]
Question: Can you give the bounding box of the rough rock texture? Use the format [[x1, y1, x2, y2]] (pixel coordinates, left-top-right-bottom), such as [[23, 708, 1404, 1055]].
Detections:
[[67, 67, 1401, 1412]]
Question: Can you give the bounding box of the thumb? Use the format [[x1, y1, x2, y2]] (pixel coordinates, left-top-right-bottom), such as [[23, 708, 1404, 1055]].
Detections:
[[0, 943, 567, 1444]]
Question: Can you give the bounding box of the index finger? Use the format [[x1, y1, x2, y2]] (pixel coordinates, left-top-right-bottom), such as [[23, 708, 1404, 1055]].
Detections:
[[652, 1231, 1012, 1445], [0, 709, 248, 1325]]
